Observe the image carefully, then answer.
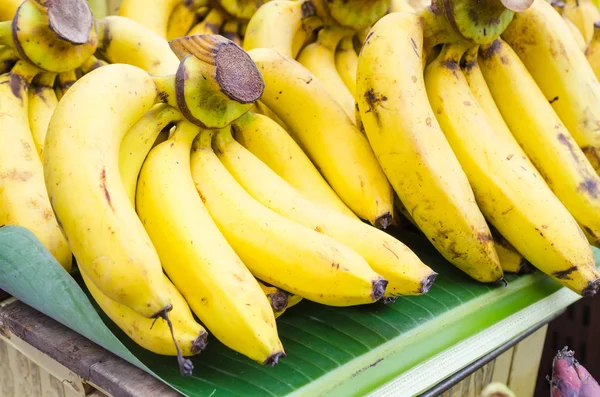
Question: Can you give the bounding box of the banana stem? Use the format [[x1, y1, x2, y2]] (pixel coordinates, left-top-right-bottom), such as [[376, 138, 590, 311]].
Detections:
[[156, 309, 194, 376], [11, 60, 41, 83], [0, 20, 13, 47], [317, 25, 351, 52], [153, 74, 178, 108]]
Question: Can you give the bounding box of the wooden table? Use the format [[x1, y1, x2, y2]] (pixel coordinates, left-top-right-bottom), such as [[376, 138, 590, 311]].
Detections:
[[0, 297, 180, 397]]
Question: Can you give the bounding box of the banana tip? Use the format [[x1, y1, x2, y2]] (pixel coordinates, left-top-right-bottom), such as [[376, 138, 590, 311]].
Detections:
[[191, 331, 209, 355], [420, 272, 438, 294], [381, 297, 397, 304], [263, 351, 286, 366], [374, 213, 393, 230], [493, 277, 508, 287], [371, 278, 388, 301], [582, 279, 600, 297], [270, 292, 289, 312]]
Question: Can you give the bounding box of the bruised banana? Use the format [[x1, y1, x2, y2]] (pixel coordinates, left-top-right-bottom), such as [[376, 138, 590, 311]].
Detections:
[[563, 0, 600, 43], [427, 43, 598, 296], [0, 61, 72, 272], [356, 12, 502, 282], [214, 127, 437, 297], [586, 22, 600, 80], [81, 269, 208, 357], [480, 38, 600, 251], [231, 112, 356, 219], [44, 64, 171, 318], [244, 0, 318, 58], [28, 72, 57, 158], [551, 1, 586, 51], [249, 48, 393, 227], [118, 0, 181, 38], [502, 0, 600, 174], [96, 16, 179, 75], [119, 104, 182, 205], [335, 35, 359, 98], [190, 130, 388, 306], [136, 120, 284, 366], [298, 26, 355, 120]]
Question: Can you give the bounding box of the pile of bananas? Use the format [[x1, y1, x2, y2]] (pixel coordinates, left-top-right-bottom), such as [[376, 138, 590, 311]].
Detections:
[[1, 0, 600, 376]]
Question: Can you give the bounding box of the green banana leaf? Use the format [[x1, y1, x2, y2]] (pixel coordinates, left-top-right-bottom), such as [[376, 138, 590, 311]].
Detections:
[[0, 225, 592, 396]]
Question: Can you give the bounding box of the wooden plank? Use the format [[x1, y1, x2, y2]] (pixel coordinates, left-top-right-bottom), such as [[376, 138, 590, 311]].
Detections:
[[0, 300, 181, 397], [508, 325, 548, 397], [492, 347, 514, 384]]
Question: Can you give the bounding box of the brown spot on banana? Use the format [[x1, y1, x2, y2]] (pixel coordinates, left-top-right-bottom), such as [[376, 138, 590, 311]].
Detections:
[[552, 266, 578, 280], [99, 167, 113, 211]]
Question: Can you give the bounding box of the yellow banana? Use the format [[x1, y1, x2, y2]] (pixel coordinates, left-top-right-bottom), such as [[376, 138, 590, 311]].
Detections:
[[187, 8, 226, 36], [427, 43, 598, 295], [291, 15, 324, 58], [217, 0, 268, 20], [54, 69, 77, 101], [119, 104, 182, 205], [0, 0, 22, 21], [81, 269, 208, 357], [356, 13, 502, 283], [490, 227, 530, 274], [389, 0, 415, 12], [563, 0, 600, 43], [502, 0, 600, 174], [118, 0, 180, 38], [551, 0, 587, 51], [249, 48, 393, 227], [190, 129, 388, 306], [586, 22, 600, 80], [256, 280, 289, 314], [0, 61, 72, 272], [79, 55, 108, 75], [136, 120, 284, 365], [166, 2, 205, 40], [0, 45, 17, 73], [28, 72, 57, 158], [335, 35, 359, 98], [481, 38, 600, 250], [298, 26, 355, 120], [396, 196, 525, 276], [44, 64, 171, 318], [232, 112, 356, 218], [214, 127, 437, 297], [96, 16, 179, 75], [220, 19, 242, 46], [250, 100, 289, 130], [244, 0, 317, 58]]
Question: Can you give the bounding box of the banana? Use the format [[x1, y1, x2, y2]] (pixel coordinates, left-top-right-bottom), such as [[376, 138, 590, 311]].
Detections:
[[0, 0, 98, 73], [81, 269, 208, 357], [291, 15, 324, 58], [256, 280, 289, 314], [251, 100, 289, 130], [118, 0, 180, 38], [54, 69, 77, 101], [119, 104, 182, 205], [28, 72, 57, 158], [0, 61, 72, 272], [232, 112, 356, 218], [190, 129, 388, 306], [86, 0, 108, 19], [335, 35, 359, 98], [490, 227, 530, 274], [217, 0, 268, 20], [220, 19, 242, 46], [274, 291, 303, 318], [0, 45, 17, 73], [44, 64, 171, 318], [502, 0, 600, 174], [214, 127, 437, 296], [427, 43, 599, 295], [0, 0, 22, 21], [479, 38, 600, 265], [187, 8, 226, 36], [166, 1, 205, 41], [563, 0, 600, 43], [96, 16, 179, 75], [249, 48, 393, 227], [389, 0, 415, 12], [586, 22, 600, 80], [298, 26, 355, 120], [79, 55, 107, 75], [551, 1, 587, 51], [244, 0, 317, 58], [136, 120, 284, 365], [356, 13, 502, 283]]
